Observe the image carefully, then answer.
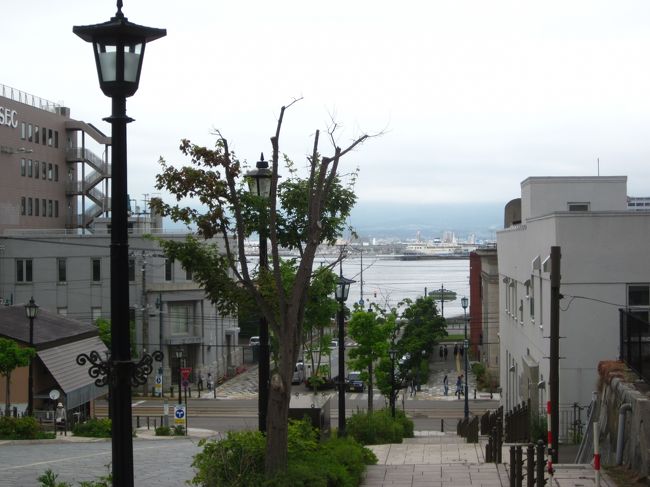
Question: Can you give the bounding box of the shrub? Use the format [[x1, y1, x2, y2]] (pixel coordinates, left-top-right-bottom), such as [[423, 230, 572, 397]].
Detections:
[[155, 425, 171, 436], [190, 418, 376, 487], [173, 425, 185, 436], [346, 408, 414, 445], [72, 418, 112, 438], [531, 415, 547, 443], [37, 469, 71, 487], [0, 416, 53, 440]]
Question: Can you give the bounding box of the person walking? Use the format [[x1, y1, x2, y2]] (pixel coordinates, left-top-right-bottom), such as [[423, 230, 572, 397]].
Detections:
[[453, 344, 458, 358], [439, 345, 443, 360], [455, 375, 463, 398], [444, 345, 448, 360], [443, 374, 449, 396], [409, 377, 416, 397], [460, 344, 464, 357], [207, 373, 213, 392]]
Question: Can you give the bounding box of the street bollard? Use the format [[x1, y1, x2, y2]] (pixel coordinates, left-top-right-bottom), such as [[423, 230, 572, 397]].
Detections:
[[510, 446, 516, 487], [136, 416, 140, 428], [536, 440, 545, 487], [516, 445, 523, 487], [527, 443, 535, 487], [441, 418, 444, 432], [474, 388, 477, 399]]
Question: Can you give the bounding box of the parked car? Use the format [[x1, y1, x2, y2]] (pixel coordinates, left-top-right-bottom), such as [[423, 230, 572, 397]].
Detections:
[[346, 371, 364, 392], [330, 340, 338, 348], [249, 336, 260, 347]]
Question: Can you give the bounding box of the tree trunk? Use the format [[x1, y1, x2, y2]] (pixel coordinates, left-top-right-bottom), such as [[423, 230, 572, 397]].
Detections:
[[264, 331, 295, 475], [4, 373, 11, 416], [367, 362, 373, 413]]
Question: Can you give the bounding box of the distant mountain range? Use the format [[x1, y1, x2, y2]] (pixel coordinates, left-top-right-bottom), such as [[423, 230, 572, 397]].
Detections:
[[349, 201, 504, 241]]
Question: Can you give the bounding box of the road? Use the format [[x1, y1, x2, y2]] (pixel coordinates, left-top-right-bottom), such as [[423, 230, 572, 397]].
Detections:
[[95, 394, 499, 433]]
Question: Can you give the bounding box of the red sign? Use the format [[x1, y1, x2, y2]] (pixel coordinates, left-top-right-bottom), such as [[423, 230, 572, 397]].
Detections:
[[181, 367, 192, 381]]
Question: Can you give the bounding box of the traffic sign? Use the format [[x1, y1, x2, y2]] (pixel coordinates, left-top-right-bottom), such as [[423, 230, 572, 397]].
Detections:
[[154, 375, 163, 397], [180, 367, 192, 381], [174, 405, 186, 425], [182, 379, 190, 389]]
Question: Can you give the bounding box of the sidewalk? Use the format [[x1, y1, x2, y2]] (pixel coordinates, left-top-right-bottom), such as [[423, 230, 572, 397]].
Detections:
[[361, 432, 615, 487]]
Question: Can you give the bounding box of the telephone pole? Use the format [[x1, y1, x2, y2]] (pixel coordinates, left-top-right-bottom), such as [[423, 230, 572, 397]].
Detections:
[[549, 246, 561, 464]]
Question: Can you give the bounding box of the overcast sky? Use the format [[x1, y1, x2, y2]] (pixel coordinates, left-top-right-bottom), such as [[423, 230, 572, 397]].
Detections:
[[5, 1, 650, 211]]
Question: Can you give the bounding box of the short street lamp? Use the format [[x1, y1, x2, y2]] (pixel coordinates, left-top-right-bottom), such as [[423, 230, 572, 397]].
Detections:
[[24, 297, 39, 416], [245, 153, 276, 433], [336, 274, 354, 436], [73, 3, 165, 486], [461, 296, 469, 419], [388, 349, 398, 418], [175, 348, 184, 405]]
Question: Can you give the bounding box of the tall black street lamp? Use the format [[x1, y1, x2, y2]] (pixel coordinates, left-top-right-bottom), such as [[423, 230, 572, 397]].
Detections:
[[461, 296, 469, 419], [175, 348, 184, 405], [335, 273, 354, 436], [245, 152, 275, 433], [24, 297, 39, 416], [388, 349, 397, 418], [73, 4, 165, 486]]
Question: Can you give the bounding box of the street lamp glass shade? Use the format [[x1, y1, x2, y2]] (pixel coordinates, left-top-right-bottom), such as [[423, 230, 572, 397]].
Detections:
[[245, 153, 274, 198], [24, 297, 39, 319], [461, 296, 468, 310], [389, 349, 398, 361], [175, 348, 183, 359], [335, 276, 355, 302], [73, 3, 166, 98]]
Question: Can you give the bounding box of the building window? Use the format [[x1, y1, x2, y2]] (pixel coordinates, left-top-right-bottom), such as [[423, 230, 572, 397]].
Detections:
[[170, 303, 192, 334], [48, 129, 53, 147], [48, 163, 53, 180], [27, 197, 32, 216], [16, 259, 33, 282], [20, 122, 26, 140], [42, 127, 47, 145], [165, 259, 173, 281], [20, 197, 26, 215], [128, 259, 135, 281], [57, 307, 67, 316], [28, 124, 33, 142], [42, 162, 46, 179], [91, 307, 102, 321], [34, 126, 39, 144], [20, 158, 25, 176], [34, 161, 39, 179], [92, 259, 101, 282], [57, 258, 67, 282], [48, 200, 52, 217], [27, 159, 32, 177], [54, 200, 59, 218], [528, 277, 535, 321], [628, 284, 650, 322], [568, 202, 590, 212], [54, 131, 59, 148], [54, 164, 59, 181]]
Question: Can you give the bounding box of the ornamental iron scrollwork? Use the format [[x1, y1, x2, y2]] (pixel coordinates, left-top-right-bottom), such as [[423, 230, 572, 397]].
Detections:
[[76, 350, 164, 388]]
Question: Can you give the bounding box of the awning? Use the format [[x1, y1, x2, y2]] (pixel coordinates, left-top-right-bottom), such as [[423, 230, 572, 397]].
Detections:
[[38, 336, 108, 410]]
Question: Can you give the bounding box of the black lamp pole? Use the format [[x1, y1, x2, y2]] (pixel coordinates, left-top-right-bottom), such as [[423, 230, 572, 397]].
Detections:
[[461, 296, 469, 419], [335, 270, 354, 437], [176, 348, 183, 405], [245, 153, 275, 433], [73, 4, 165, 486], [24, 297, 39, 416], [389, 349, 397, 418]]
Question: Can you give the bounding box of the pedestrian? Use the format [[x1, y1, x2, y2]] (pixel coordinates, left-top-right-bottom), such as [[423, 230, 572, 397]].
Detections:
[[207, 373, 213, 391], [198, 373, 204, 392], [443, 374, 449, 396], [439, 345, 443, 360], [409, 377, 416, 397], [455, 375, 462, 398], [459, 344, 464, 357], [453, 344, 458, 357], [444, 345, 448, 360]]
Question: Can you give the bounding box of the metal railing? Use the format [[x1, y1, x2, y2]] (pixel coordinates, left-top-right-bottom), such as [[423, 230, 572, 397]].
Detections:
[[1, 83, 62, 114], [620, 308, 650, 383]]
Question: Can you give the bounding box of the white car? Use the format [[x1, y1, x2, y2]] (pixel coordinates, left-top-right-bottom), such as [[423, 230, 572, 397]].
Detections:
[[249, 336, 260, 347]]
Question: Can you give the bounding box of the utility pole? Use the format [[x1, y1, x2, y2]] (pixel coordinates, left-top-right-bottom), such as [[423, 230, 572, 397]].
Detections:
[[359, 248, 364, 306], [550, 246, 561, 464]]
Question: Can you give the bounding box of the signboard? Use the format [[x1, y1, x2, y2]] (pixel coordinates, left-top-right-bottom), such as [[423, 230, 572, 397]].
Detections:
[[174, 405, 186, 426], [180, 367, 192, 381], [154, 375, 163, 397], [182, 379, 190, 390]]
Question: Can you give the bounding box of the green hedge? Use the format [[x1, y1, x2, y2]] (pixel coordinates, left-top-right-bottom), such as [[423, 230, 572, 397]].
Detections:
[[346, 408, 414, 445], [0, 416, 54, 440], [190, 419, 376, 487], [72, 418, 112, 438]]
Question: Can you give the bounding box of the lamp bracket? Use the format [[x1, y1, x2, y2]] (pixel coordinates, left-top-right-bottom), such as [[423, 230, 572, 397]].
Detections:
[[77, 350, 164, 388]]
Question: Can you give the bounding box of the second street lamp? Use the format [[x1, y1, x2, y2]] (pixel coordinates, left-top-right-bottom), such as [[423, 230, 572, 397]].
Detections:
[[245, 152, 276, 434], [335, 273, 354, 436], [175, 348, 184, 405], [24, 297, 39, 416], [461, 296, 469, 419]]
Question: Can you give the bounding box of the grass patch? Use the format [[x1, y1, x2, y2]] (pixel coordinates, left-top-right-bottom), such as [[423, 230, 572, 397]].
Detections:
[[441, 334, 464, 342]]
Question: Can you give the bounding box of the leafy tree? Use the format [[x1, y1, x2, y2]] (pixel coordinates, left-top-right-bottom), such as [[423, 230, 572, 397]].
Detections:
[[0, 338, 36, 416], [150, 102, 373, 475], [94, 318, 136, 356], [347, 306, 395, 413]]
